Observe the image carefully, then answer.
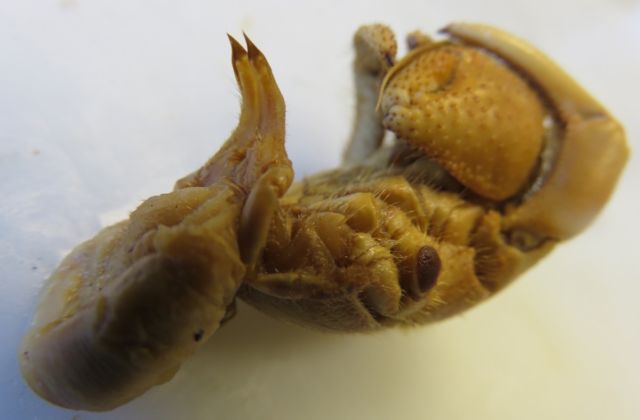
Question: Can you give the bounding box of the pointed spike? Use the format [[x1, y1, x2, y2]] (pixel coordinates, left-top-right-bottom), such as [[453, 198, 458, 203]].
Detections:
[[228, 33, 247, 61], [243, 32, 263, 61], [227, 34, 248, 82], [438, 23, 456, 35]]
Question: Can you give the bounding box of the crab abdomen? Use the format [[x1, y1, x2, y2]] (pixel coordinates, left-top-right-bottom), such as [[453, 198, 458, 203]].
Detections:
[[243, 167, 553, 331]]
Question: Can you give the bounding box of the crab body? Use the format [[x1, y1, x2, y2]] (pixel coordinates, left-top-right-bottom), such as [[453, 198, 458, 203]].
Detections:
[[19, 24, 628, 410], [241, 23, 628, 331]]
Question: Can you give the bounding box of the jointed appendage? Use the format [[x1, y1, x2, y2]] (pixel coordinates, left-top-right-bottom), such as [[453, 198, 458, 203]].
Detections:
[[343, 25, 397, 164], [20, 23, 628, 411]]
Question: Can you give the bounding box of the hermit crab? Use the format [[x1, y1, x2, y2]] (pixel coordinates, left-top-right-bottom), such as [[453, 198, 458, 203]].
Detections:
[[20, 23, 628, 411]]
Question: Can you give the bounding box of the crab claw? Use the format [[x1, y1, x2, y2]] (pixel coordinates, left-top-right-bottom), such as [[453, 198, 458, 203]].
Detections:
[[19, 36, 293, 411], [379, 23, 628, 239], [379, 35, 547, 200], [443, 23, 629, 239]]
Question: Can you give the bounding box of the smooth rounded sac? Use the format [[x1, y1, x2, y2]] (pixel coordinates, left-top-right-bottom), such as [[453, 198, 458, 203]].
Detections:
[[19, 187, 247, 411], [379, 43, 547, 201]]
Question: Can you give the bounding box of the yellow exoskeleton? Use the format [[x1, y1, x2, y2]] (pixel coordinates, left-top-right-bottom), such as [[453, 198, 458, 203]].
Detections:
[[20, 23, 628, 411]]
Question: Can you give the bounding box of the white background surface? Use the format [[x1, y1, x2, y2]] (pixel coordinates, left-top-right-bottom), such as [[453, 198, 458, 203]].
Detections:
[[1, 1, 639, 419]]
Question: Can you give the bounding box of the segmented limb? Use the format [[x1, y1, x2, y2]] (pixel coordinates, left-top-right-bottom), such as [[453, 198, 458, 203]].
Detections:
[[175, 35, 292, 195], [175, 35, 294, 268], [343, 24, 397, 164]]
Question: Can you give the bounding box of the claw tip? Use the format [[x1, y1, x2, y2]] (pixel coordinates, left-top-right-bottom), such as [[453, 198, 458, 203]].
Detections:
[[228, 33, 247, 59], [243, 32, 262, 60]]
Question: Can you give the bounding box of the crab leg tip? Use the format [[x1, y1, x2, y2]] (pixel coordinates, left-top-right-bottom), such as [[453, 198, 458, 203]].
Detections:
[[437, 25, 450, 34], [243, 33, 263, 61], [228, 34, 247, 59], [439, 22, 462, 35]]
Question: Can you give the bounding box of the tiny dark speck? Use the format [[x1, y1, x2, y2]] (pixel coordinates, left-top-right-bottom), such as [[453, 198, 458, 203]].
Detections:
[[407, 36, 418, 50], [416, 245, 441, 293], [193, 329, 204, 342], [31, 266, 38, 271], [384, 52, 394, 67]]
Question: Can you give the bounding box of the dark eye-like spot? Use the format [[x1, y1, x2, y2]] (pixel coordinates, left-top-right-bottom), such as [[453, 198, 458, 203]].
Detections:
[[193, 329, 204, 342], [416, 245, 441, 293]]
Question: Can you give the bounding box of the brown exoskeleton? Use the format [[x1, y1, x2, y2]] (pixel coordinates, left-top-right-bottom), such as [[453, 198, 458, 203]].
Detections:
[[19, 23, 628, 411]]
